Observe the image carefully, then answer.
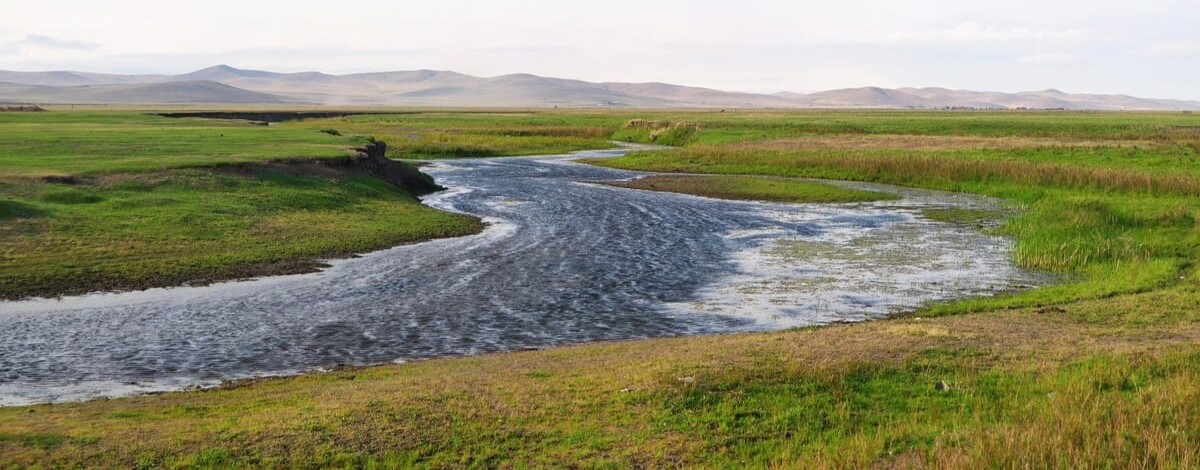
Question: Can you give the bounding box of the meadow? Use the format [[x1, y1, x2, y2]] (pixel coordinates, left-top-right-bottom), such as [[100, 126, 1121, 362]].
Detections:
[[3, 108, 1200, 468], [0, 111, 483, 299], [279, 111, 623, 159]]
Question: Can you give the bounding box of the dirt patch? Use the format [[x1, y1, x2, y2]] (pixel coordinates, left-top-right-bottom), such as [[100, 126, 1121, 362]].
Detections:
[[39, 175, 79, 185]]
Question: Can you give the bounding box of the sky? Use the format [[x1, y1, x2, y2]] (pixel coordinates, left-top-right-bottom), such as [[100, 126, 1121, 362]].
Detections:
[[1, 0, 1198, 99]]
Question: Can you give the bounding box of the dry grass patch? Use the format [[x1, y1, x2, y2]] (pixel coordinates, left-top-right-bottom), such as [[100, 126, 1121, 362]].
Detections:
[[599, 174, 896, 204], [600, 147, 1200, 197], [741, 134, 1155, 152]]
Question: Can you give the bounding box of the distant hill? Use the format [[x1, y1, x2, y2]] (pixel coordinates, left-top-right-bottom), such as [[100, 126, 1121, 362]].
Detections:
[[1, 65, 1197, 110], [0, 80, 295, 104]]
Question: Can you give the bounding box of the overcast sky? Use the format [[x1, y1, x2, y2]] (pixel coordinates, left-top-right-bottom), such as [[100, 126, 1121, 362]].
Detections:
[[2, 0, 1198, 99]]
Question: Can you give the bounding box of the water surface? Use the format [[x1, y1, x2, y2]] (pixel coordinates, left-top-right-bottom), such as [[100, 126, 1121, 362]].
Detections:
[[0, 148, 1039, 405]]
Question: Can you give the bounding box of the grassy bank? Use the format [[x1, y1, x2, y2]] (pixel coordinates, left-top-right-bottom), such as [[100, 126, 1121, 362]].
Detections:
[[598, 174, 898, 203], [2, 292, 1198, 468], [0, 112, 483, 299]]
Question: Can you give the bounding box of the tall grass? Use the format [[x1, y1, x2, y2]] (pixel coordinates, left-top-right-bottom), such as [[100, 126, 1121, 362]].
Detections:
[[627, 146, 1200, 196]]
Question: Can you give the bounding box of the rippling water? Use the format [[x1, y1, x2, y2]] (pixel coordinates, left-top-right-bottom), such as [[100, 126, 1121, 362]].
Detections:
[[0, 147, 1040, 405]]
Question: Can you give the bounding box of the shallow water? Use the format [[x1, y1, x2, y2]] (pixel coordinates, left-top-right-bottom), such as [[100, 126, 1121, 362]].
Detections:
[[0, 147, 1041, 405]]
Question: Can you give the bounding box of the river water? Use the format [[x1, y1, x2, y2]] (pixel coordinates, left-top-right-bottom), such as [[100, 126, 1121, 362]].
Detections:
[[0, 147, 1040, 405]]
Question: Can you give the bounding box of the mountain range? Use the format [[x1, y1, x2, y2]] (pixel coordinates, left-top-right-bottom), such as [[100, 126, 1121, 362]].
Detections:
[[1, 65, 1197, 110]]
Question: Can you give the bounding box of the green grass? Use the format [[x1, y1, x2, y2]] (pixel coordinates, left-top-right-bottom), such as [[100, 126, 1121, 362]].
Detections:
[[279, 112, 627, 159], [920, 208, 1005, 229], [600, 174, 898, 203], [0, 112, 360, 177], [0, 112, 482, 298], [0, 164, 483, 298]]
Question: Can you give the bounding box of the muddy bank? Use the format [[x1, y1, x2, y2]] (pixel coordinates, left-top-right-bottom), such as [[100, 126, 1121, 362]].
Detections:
[[345, 139, 442, 195]]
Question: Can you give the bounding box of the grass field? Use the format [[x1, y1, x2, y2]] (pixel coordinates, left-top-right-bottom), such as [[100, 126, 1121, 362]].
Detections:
[[279, 112, 624, 159], [0, 112, 483, 299], [3, 109, 1200, 468]]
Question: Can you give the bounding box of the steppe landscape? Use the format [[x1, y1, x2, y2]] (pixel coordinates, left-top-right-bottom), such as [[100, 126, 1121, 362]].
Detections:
[[3, 1, 1200, 468]]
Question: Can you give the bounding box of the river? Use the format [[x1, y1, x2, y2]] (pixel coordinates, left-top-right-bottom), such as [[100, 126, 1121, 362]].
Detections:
[[0, 147, 1040, 405]]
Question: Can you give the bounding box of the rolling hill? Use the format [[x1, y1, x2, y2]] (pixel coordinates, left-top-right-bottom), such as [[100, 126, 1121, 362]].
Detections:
[[1, 65, 1197, 109], [0, 79, 295, 104]]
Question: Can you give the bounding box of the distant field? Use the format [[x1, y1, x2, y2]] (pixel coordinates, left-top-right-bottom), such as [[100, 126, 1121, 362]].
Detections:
[[4, 109, 1200, 468], [0, 112, 357, 177], [279, 112, 625, 158]]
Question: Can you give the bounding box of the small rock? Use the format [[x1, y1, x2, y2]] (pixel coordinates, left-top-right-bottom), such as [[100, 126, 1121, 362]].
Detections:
[[619, 388, 632, 393]]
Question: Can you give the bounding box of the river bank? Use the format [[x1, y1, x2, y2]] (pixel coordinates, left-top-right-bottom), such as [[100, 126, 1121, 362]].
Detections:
[[0, 112, 484, 300], [0, 149, 1034, 405], [3, 294, 1197, 468]]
